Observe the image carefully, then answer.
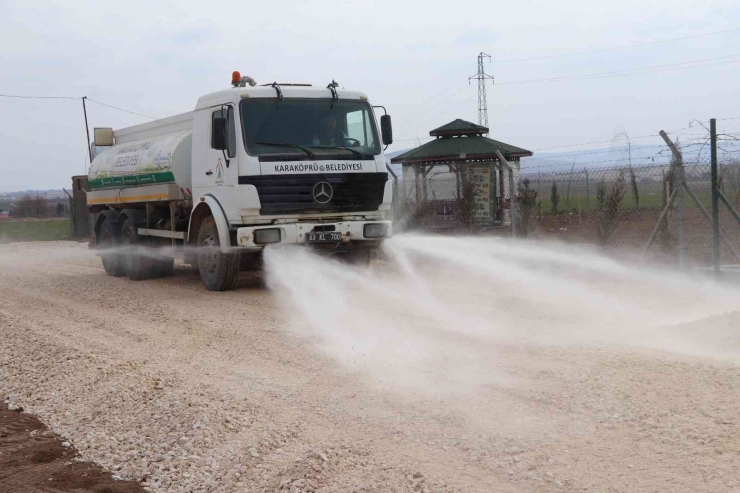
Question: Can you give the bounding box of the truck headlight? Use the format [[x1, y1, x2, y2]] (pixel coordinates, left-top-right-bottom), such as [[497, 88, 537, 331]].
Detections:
[[253, 228, 281, 245], [363, 223, 388, 238]]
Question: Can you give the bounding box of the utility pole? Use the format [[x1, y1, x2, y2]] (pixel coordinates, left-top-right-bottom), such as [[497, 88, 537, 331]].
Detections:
[[82, 96, 92, 168], [468, 52, 494, 132]]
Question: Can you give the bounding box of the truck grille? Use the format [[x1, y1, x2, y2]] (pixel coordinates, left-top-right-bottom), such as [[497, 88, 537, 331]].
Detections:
[[239, 173, 388, 215]]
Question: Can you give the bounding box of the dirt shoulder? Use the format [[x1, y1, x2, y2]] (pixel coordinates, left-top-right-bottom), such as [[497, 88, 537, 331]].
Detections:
[[0, 401, 145, 493]]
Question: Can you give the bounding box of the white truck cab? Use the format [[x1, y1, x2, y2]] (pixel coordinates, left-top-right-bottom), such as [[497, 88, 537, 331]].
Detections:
[[86, 73, 394, 291]]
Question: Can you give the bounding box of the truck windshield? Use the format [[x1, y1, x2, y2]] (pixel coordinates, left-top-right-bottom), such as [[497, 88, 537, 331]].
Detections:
[[240, 99, 381, 157]]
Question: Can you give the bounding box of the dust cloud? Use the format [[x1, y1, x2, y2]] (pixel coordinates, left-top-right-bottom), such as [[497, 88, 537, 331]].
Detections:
[[264, 235, 740, 395]]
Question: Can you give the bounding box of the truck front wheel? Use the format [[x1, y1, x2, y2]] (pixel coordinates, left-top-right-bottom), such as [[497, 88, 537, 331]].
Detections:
[[99, 219, 125, 277], [196, 217, 240, 291], [343, 249, 373, 266]]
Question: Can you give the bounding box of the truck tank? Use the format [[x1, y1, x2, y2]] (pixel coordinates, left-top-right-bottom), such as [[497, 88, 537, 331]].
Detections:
[[88, 112, 193, 191]]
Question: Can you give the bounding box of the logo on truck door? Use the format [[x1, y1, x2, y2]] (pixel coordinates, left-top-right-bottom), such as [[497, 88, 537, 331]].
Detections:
[[312, 182, 333, 204], [215, 158, 224, 186]]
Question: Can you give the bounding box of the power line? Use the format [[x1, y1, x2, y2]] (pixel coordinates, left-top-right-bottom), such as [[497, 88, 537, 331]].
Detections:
[[393, 82, 467, 123], [497, 53, 740, 85], [86, 98, 156, 120], [0, 94, 80, 100], [492, 27, 740, 64], [0, 92, 156, 119], [394, 85, 471, 124], [396, 61, 740, 140]]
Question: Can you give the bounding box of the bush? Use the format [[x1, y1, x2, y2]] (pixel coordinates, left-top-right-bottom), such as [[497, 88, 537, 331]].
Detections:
[[550, 181, 560, 215], [517, 178, 538, 236], [596, 179, 607, 210], [597, 172, 626, 246]]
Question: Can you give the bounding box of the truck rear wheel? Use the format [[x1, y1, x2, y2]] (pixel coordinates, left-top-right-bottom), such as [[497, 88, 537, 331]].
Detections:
[[197, 217, 240, 291], [99, 219, 125, 277], [153, 256, 175, 278], [121, 219, 153, 281]]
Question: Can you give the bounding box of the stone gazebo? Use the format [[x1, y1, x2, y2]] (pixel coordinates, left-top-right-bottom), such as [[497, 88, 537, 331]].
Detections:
[[391, 119, 533, 230]]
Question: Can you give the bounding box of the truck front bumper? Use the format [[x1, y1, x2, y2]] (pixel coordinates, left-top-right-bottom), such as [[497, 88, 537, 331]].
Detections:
[[235, 220, 392, 249]]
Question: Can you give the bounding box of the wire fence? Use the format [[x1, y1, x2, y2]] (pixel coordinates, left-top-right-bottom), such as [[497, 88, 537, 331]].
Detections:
[[392, 156, 740, 267]]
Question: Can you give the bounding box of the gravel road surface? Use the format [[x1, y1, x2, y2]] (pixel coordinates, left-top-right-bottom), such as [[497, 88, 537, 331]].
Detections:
[[1, 241, 739, 493]]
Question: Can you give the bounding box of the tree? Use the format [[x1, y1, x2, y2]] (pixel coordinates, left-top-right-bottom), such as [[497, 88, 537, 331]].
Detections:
[[550, 180, 560, 214], [55, 202, 66, 216], [17, 194, 34, 217], [517, 178, 538, 236], [32, 195, 47, 217], [16, 194, 48, 217], [597, 172, 626, 246], [596, 179, 607, 210]]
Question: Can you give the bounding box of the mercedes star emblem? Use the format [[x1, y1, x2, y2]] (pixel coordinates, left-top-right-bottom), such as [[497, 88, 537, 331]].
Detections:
[[312, 181, 333, 204]]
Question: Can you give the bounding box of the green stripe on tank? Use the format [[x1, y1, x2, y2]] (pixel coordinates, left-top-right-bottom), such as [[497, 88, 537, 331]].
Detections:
[[88, 171, 176, 190]]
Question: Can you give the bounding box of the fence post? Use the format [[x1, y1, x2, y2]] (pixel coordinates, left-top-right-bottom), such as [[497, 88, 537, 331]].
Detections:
[[659, 130, 688, 270], [710, 118, 720, 277]]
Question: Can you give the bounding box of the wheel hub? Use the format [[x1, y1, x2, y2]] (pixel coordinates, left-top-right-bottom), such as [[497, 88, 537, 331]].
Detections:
[[199, 235, 219, 276]]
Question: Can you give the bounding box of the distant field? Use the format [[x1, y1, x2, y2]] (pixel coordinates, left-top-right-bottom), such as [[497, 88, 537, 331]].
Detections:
[[0, 218, 71, 243]]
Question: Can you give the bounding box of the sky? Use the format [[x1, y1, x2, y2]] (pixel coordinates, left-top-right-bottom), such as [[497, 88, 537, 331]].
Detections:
[[1, 0, 740, 191]]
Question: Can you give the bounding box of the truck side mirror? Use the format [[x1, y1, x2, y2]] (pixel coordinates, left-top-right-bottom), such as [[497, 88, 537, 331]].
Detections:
[[212, 117, 227, 150], [380, 114, 393, 146]]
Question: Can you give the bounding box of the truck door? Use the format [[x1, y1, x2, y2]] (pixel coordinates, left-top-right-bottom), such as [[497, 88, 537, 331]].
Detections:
[[203, 106, 239, 215]]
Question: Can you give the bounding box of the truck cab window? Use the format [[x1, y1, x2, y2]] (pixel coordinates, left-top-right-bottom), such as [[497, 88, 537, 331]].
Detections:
[[346, 110, 372, 147], [240, 99, 380, 157]]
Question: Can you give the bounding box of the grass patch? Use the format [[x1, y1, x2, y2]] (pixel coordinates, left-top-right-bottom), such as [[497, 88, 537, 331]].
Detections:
[[0, 219, 71, 243]]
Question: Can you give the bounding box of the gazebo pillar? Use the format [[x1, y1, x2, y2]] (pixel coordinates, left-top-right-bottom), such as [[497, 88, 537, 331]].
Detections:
[[498, 164, 505, 214], [414, 166, 421, 204]]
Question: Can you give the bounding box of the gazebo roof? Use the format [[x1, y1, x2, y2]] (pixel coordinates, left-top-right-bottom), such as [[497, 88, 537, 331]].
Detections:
[[391, 119, 533, 165], [429, 119, 489, 137]]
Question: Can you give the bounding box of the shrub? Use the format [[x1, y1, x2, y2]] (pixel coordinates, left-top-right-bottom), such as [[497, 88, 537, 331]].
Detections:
[[517, 178, 538, 236], [550, 181, 560, 215], [597, 172, 626, 246]]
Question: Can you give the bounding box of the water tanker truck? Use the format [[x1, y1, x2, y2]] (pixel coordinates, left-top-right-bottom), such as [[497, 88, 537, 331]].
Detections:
[[86, 73, 394, 291]]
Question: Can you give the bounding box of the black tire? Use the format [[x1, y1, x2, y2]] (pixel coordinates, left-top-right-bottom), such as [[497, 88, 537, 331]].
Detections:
[[196, 217, 240, 291], [343, 249, 373, 266], [184, 251, 198, 269], [99, 219, 126, 277], [153, 256, 175, 278], [120, 219, 153, 281]]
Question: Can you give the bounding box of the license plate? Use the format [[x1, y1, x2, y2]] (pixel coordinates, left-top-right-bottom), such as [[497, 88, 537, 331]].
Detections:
[[305, 232, 341, 243]]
